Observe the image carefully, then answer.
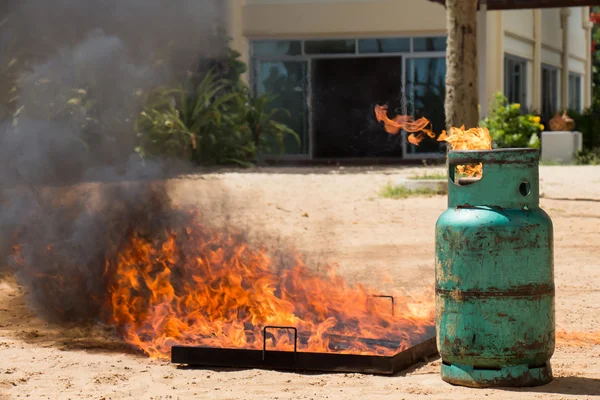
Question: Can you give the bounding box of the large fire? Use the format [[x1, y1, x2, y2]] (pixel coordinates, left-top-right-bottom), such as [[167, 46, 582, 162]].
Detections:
[[102, 211, 435, 359]]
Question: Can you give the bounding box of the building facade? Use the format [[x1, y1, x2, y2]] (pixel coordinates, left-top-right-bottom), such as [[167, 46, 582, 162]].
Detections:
[[223, 0, 593, 159]]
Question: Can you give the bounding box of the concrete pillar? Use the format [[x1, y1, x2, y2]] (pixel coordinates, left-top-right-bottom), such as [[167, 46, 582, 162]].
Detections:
[[583, 7, 594, 109], [224, 0, 249, 82], [496, 11, 504, 96], [532, 9, 542, 112], [483, 10, 503, 105], [477, 0, 488, 118], [560, 8, 571, 110]]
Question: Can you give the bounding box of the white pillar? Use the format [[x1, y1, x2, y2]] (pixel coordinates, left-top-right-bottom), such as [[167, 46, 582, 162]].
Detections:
[[583, 7, 594, 109], [477, 0, 488, 119], [560, 8, 571, 110], [224, 0, 249, 82], [533, 9, 542, 112]]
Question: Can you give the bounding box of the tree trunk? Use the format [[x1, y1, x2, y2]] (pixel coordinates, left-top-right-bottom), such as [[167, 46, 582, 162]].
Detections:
[[445, 0, 479, 130]]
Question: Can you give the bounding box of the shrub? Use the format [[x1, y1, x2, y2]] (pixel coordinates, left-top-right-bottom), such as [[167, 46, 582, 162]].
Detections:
[[479, 93, 543, 149], [568, 107, 600, 151], [576, 148, 600, 165], [135, 70, 255, 165], [135, 50, 298, 166], [245, 92, 300, 163]]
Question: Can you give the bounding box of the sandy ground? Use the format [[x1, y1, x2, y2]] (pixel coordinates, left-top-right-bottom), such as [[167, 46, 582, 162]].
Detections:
[[1, 165, 600, 399]]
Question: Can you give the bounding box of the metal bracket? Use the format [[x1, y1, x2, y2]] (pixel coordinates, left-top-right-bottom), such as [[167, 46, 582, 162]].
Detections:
[[262, 326, 298, 361], [368, 295, 395, 316]]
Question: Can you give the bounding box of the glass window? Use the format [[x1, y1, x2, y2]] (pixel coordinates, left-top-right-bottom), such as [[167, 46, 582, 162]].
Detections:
[[255, 61, 309, 155], [541, 65, 558, 120], [413, 37, 447, 52], [568, 73, 582, 112], [405, 57, 446, 154], [252, 40, 302, 57], [504, 55, 527, 105], [311, 56, 403, 158], [304, 39, 356, 55], [358, 38, 410, 53]]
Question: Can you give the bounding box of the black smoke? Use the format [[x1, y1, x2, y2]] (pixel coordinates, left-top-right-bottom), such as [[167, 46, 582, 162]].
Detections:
[[0, 0, 225, 323]]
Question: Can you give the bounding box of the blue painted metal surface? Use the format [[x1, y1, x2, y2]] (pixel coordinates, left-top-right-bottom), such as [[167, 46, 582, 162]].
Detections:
[[435, 149, 554, 387]]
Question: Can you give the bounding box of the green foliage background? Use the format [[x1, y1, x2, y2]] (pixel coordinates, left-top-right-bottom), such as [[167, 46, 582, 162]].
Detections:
[[479, 93, 542, 149], [135, 46, 299, 166]]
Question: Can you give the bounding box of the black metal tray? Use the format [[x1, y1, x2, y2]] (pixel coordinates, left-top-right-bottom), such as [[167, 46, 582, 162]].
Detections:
[[171, 326, 437, 375]]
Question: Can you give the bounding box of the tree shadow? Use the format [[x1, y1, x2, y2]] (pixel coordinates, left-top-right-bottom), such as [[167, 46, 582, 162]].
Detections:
[[504, 376, 600, 396]]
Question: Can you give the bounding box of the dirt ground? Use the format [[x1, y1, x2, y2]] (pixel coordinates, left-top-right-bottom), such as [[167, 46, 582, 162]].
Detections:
[[1, 165, 600, 399]]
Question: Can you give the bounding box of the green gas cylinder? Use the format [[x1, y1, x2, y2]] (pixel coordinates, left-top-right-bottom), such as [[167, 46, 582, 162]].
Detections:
[[435, 149, 554, 387]]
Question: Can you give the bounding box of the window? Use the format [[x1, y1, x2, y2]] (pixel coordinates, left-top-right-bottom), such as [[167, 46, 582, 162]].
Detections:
[[406, 57, 446, 154], [358, 38, 410, 54], [254, 60, 309, 155], [541, 65, 558, 119], [504, 55, 527, 106], [252, 40, 302, 57], [413, 36, 447, 52], [304, 39, 355, 55], [250, 36, 448, 158], [568, 73, 582, 112]]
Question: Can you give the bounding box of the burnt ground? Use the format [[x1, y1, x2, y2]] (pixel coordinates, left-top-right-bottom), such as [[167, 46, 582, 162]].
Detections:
[[1, 165, 600, 399]]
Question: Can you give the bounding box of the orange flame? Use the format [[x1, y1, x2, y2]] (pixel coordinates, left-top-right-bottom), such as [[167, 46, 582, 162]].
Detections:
[[437, 126, 492, 177], [104, 213, 435, 359], [374, 104, 492, 177], [374, 105, 436, 146], [556, 330, 600, 347]]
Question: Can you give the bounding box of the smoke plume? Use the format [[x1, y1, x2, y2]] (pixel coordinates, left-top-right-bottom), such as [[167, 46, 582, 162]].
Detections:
[[0, 0, 226, 322]]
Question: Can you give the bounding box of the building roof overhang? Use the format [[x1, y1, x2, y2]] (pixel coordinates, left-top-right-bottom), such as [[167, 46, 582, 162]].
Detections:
[[428, 0, 600, 10]]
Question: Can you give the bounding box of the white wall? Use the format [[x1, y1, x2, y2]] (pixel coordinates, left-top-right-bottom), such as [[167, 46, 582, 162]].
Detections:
[[504, 9, 535, 40], [541, 8, 562, 51], [242, 0, 447, 37], [497, 6, 590, 111]]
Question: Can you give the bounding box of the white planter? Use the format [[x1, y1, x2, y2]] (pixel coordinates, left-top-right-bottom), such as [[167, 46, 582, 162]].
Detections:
[[541, 131, 583, 164]]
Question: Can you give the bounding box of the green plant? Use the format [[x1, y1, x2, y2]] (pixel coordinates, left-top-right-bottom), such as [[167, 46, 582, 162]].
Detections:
[[135, 70, 256, 165], [479, 93, 543, 149], [568, 107, 600, 150], [576, 147, 600, 165], [246, 93, 300, 163], [135, 48, 299, 166], [379, 183, 444, 199]]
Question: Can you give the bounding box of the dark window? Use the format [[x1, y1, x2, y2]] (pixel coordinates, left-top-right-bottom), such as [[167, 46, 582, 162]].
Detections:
[[252, 41, 302, 57], [541, 65, 558, 119], [405, 57, 446, 154], [311, 57, 404, 158], [358, 38, 410, 53], [504, 55, 527, 105], [304, 39, 356, 55], [568, 73, 582, 112], [254, 61, 309, 155], [413, 37, 447, 52]]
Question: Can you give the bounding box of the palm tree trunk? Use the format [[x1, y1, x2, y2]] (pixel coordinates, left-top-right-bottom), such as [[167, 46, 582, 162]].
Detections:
[[445, 0, 479, 130]]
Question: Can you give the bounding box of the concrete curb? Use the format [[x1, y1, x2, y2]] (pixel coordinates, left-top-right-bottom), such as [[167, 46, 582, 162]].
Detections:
[[395, 177, 448, 194]]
